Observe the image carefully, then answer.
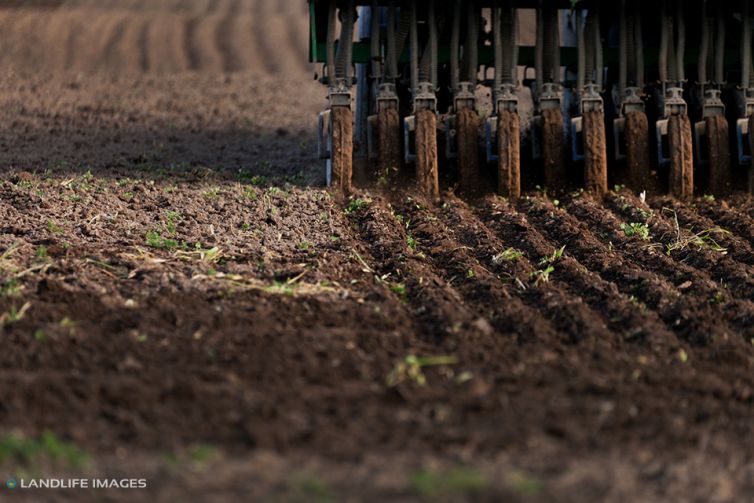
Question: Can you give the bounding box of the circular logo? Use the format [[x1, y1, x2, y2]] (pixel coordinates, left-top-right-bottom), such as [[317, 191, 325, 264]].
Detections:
[[6, 478, 17, 489]]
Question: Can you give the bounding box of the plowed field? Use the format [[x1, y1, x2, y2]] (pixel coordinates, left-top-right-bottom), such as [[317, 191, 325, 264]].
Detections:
[[0, 2, 753, 502]]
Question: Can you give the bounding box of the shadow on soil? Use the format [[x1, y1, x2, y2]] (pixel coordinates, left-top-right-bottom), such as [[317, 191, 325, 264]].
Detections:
[[0, 124, 324, 187]]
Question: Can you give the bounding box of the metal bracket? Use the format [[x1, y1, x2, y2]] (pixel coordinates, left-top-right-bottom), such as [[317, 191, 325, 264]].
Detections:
[[486, 84, 519, 163], [445, 115, 458, 160], [413, 82, 437, 112], [620, 86, 645, 117], [736, 88, 754, 165], [494, 83, 519, 114], [694, 121, 708, 165], [614, 87, 645, 161], [403, 115, 416, 163], [531, 115, 543, 160], [737, 118, 751, 165], [367, 83, 399, 161], [579, 83, 603, 114], [318, 110, 332, 161], [319, 77, 353, 185], [695, 88, 726, 165], [570, 84, 603, 162], [403, 82, 437, 163], [614, 116, 627, 161], [661, 85, 687, 118], [453, 82, 476, 112], [571, 116, 585, 162], [701, 88, 725, 119], [532, 83, 562, 160], [328, 79, 353, 108], [537, 82, 562, 112], [445, 83, 476, 160], [317, 110, 334, 185], [485, 117, 498, 163], [656, 85, 687, 167], [656, 118, 670, 167]]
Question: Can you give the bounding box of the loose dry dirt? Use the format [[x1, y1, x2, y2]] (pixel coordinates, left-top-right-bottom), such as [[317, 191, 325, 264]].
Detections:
[[0, 2, 753, 502]]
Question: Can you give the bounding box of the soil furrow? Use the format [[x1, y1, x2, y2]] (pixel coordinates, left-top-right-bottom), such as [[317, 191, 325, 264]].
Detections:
[[696, 198, 754, 249], [468, 195, 674, 347], [63, 16, 81, 71], [605, 191, 754, 302], [204, 0, 220, 15], [284, 4, 309, 63], [183, 16, 201, 71], [347, 196, 491, 348], [252, 0, 281, 74], [137, 18, 150, 71], [444, 197, 615, 343], [100, 17, 128, 70], [648, 196, 754, 267], [560, 193, 754, 342], [393, 195, 561, 345], [214, 0, 242, 72]]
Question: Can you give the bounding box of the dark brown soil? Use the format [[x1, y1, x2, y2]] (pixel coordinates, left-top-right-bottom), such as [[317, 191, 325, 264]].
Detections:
[[0, 3, 753, 503]]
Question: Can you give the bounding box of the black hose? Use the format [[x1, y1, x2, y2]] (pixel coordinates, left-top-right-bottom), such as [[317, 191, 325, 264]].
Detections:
[[494, 4, 503, 91], [699, 1, 709, 84], [394, 5, 412, 79], [667, 16, 677, 82], [594, 5, 603, 88], [429, 0, 438, 87], [577, 10, 586, 90], [451, 0, 461, 91], [535, 1, 544, 91], [335, 1, 355, 81], [659, 0, 668, 82], [626, 4, 637, 86], [675, 0, 685, 82], [619, 0, 627, 93], [501, 3, 516, 85], [386, 1, 397, 81], [465, 0, 479, 85], [542, 0, 559, 83], [634, 6, 644, 86], [743, 0, 753, 88], [410, 0, 418, 93], [715, 5, 725, 84], [370, 0, 381, 80], [419, 0, 439, 87], [326, 0, 337, 79], [584, 11, 593, 87]]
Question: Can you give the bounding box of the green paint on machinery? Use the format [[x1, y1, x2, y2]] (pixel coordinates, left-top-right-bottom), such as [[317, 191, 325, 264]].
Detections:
[[309, 0, 754, 201]]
